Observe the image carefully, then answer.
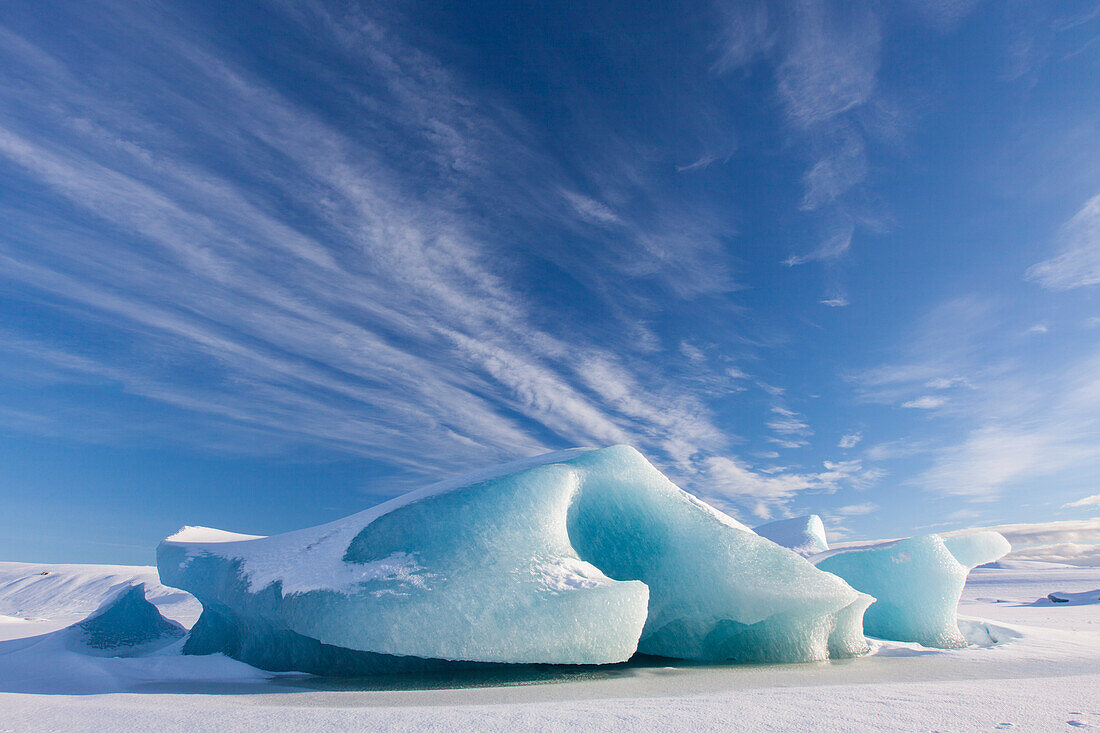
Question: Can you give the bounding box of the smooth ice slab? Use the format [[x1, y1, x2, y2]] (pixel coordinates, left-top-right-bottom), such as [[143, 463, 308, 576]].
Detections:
[[159, 446, 870, 673], [814, 532, 1009, 648], [754, 515, 829, 556]]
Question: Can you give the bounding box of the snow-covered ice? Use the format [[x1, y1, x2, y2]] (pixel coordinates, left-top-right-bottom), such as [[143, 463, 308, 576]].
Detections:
[[754, 515, 829, 556], [159, 446, 871, 670]]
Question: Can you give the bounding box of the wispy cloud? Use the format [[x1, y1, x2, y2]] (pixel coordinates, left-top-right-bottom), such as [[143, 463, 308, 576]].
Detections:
[[838, 432, 862, 449], [1064, 494, 1100, 509], [1026, 193, 1100, 290], [0, 4, 834, 513], [702, 455, 875, 519], [901, 395, 948, 409]]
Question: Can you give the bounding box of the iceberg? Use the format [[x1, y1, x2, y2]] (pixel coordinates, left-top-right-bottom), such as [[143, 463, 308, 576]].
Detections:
[[814, 532, 1009, 648], [754, 515, 829, 556], [159, 446, 871, 673], [942, 531, 1012, 570]]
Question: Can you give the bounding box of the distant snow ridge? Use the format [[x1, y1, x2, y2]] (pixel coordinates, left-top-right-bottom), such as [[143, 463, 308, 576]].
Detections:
[[158, 446, 872, 674], [754, 515, 829, 556]]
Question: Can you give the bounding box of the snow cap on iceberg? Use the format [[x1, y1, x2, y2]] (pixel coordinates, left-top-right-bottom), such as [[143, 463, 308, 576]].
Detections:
[[754, 515, 829, 556]]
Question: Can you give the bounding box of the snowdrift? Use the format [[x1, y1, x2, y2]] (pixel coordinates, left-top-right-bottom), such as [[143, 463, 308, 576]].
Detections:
[[159, 446, 871, 673], [754, 515, 829, 556]]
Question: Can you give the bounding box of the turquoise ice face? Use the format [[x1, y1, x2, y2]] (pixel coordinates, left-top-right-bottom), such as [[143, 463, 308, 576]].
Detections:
[[814, 532, 1010, 649]]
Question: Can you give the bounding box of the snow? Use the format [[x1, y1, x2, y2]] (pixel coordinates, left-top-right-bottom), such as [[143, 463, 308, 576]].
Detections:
[[0, 561, 201, 639], [158, 446, 871, 669], [753, 515, 829, 556], [1036, 589, 1099, 605], [1, 560, 1099, 731], [164, 526, 266, 543]]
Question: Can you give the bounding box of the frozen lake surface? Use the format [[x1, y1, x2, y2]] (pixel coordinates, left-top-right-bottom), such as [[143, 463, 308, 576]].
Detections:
[[0, 560, 1097, 730]]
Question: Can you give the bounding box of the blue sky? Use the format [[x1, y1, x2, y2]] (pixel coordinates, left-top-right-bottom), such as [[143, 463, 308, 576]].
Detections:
[[1, 1, 1099, 565]]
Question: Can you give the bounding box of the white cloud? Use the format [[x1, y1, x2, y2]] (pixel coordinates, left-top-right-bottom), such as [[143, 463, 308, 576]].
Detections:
[[775, 3, 881, 129], [784, 220, 854, 265], [915, 350, 1100, 497], [1026, 193, 1100, 290], [901, 395, 947, 409], [943, 518, 1100, 567], [679, 341, 706, 363], [1025, 323, 1049, 335], [838, 432, 862, 449], [702, 455, 874, 518], [832, 502, 877, 517], [925, 376, 971, 389], [820, 296, 850, 307], [560, 189, 622, 226], [1064, 494, 1100, 509], [800, 130, 867, 211], [0, 9, 744, 486], [864, 439, 930, 461]]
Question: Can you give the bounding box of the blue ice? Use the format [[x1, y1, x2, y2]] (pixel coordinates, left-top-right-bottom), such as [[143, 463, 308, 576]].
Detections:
[[159, 446, 871, 673], [814, 532, 1009, 648]]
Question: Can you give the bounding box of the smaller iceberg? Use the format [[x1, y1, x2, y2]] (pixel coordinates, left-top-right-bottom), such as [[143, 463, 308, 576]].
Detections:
[[942, 531, 1012, 570], [76, 583, 185, 656], [814, 532, 1009, 648], [754, 515, 829, 556]]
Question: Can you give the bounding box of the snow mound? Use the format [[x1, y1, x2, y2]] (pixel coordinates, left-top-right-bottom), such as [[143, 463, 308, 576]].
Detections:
[[957, 618, 1023, 646], [814, 532, 1010, 648], [159, 446, 870, 673], [76, 583, 184, 655], [0, 561, 201, 628], [1036, 589, 1100, 605], [754, 515, 829, 556]]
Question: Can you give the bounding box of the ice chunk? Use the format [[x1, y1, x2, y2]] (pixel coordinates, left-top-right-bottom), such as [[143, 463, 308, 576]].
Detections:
[[1038, 590, 1099, 606], [76, 583, 185, 655], [942, 531, 1012, 569], [754, 515, 829, 556], [159, 446, 870, 673], [814, 532, 1008, 648]]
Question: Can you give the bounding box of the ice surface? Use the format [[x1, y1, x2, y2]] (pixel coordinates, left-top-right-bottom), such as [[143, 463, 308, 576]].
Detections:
[[754, 515, 829, 556], [942, 531, 1013, 569], [815, 532, 1009, 648], [76, 583, 184, 655], [159, 445, 870, 672]]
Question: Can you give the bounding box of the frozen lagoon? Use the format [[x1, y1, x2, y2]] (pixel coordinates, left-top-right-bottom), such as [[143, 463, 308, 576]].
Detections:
[[1, 560, 1098, 730]]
